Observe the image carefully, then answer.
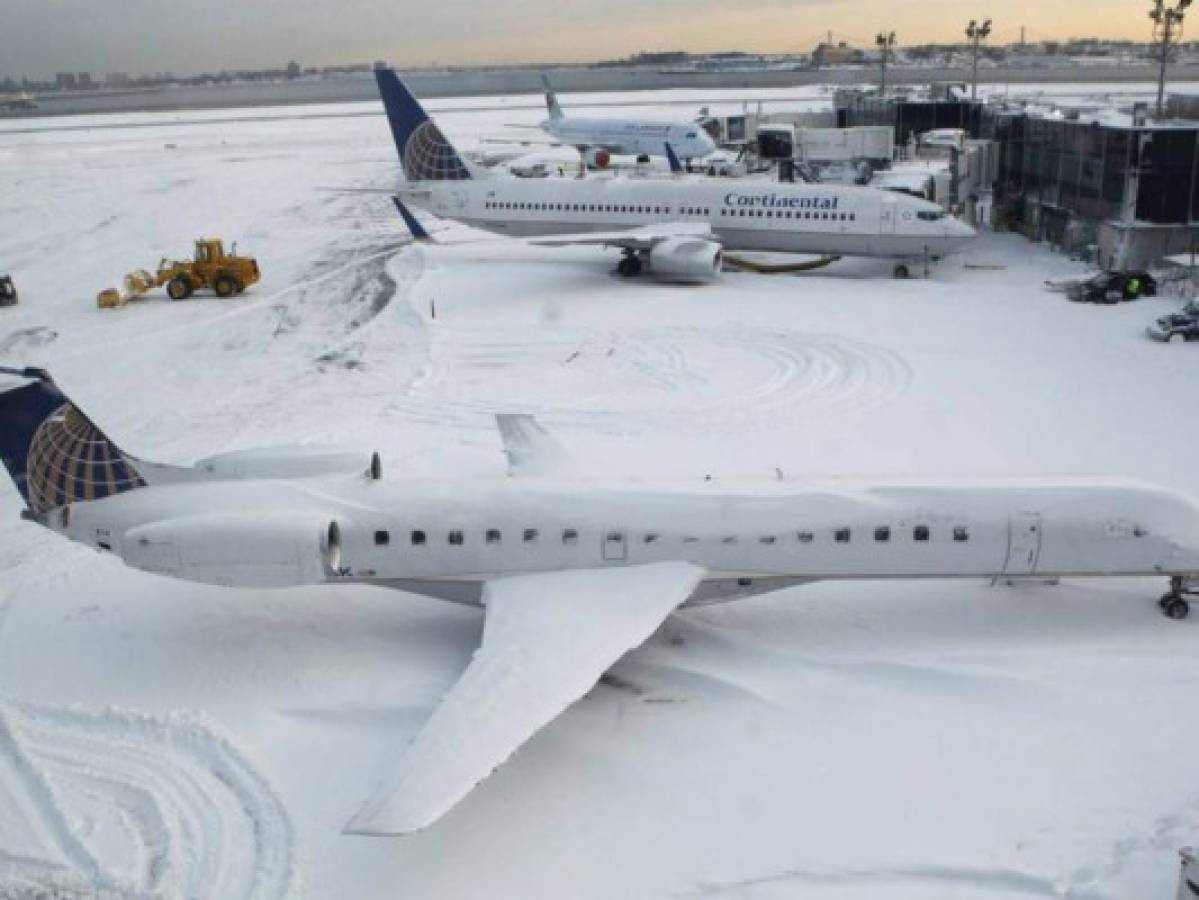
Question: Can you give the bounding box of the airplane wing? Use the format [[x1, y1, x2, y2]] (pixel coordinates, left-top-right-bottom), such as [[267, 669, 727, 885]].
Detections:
[[528, 221, 717, 252], [496, 413, 571, 477], [345, 561, 707, 835]]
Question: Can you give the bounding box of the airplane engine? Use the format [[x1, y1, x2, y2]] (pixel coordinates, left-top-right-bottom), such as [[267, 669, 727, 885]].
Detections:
[[121, 513, 345, 588], [648, 238, 723, 283], [583, 147, 611, 169]]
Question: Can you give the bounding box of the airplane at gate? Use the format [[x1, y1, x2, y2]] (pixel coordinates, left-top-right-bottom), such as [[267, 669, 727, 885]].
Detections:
[[375, 68, 976, 281], [2, 366, 1197, 834], [538, 74, 717, 166]]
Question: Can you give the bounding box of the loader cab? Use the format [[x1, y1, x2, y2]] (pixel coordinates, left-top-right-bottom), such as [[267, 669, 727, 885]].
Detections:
[[194, 240, 225, 265]]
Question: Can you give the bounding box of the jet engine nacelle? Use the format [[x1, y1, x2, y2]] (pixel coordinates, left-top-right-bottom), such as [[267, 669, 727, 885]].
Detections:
[[584, 147, 612, 169], [194, 447, 378, 480], [648, 238, 723, 283], [122, 513, 344, 588]]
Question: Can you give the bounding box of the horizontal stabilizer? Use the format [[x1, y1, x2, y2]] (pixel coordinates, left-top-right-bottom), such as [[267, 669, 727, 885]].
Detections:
[[345, 561, 706, 835], [496, 414, 570, 478]]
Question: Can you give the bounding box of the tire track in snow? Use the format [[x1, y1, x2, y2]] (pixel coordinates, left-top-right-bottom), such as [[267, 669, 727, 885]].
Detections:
[[389, 323, 912, 435], [0, 702, 296, 900]]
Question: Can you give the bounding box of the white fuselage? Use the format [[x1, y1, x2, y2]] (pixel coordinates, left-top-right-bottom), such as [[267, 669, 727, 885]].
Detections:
[[404, 175, 975, 259], [542, 117, 716, 160], [55, 472, 1199, 605]]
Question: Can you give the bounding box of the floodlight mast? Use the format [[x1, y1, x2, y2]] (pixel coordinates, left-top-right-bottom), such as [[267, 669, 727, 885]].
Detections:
[[1152, 0, 1191, 119], [876, 31, 897, 97], [965, 18, 992, 101]]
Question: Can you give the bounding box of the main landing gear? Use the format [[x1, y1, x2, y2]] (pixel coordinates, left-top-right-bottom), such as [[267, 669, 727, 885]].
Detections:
[[617, 250, 644, 278], [893, 262, 911, 279], [1159, 575, 1198, 620]]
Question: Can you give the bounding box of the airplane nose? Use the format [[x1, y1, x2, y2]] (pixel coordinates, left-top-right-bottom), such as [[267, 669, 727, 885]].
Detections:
[[946, 218, 976, 242]]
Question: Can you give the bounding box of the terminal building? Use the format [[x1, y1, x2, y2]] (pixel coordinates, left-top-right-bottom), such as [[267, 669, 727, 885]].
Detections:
[[837, 89, 1199, 270]]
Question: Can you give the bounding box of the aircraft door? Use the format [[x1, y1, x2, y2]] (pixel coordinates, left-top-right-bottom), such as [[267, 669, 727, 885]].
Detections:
[[880, 199, 897, 233], [1004, 513, 1043, 575], [602, 529, 628, 562]]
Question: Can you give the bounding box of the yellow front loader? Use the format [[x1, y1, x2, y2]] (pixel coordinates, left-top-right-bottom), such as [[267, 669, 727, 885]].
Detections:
[[98, 239, 260, 309]]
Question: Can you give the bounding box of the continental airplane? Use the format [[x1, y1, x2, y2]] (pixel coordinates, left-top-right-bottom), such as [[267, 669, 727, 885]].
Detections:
[[376, 68, 976, 281], [539, 74, 716, 166], [2, 366, 1198, 834]]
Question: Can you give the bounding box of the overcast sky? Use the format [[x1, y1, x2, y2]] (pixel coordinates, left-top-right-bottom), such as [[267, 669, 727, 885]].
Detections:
[[1, 0, 1162, 79]]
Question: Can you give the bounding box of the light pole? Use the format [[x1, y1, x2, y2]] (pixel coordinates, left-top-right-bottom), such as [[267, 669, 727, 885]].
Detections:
[[965, 18, 992, 101], [1151, 0, 1192, 119], [876, 31, 896, 97]]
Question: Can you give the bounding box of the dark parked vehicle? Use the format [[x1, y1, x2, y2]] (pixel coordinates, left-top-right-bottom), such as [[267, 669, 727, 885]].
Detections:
[[0, 275, 16, 307], [1066, 271, 1156, 303], [1147, 300, 1199, 342]]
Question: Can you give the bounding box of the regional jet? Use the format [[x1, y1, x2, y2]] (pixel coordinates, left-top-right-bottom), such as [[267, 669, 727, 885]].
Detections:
[[2, 367, 1198, 834], [376, 68, 975, 280], [539, 74, 716, 167]]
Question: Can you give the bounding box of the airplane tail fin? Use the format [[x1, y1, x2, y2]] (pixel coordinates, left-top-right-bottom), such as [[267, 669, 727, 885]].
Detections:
[[541, 74, 564, 122], [374, 67, 480, 182], [0, 367, 147, 518]]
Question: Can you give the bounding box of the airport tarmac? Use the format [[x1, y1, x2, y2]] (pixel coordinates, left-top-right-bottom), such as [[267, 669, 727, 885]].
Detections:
[[1, 93, 1198, 899]]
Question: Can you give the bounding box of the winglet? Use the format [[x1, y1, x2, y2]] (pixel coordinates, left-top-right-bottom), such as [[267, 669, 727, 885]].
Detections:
[[392, 196, 433, 243], [664, 142, 683, 175]]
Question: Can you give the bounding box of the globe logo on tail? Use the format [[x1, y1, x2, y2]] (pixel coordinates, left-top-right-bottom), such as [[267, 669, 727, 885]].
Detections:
[[403, 121, 470, 182], [26, 404, 145, 515]]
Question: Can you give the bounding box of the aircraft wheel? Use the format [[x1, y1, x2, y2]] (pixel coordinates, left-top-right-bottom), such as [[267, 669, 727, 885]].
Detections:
[[1164, 597, 1191, 620], [618, 255, 642, 278], [893, 263, 910, 279]]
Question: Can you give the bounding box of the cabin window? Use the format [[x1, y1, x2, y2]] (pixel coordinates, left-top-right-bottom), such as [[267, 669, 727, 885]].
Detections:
[[874, 526, 890, 543], [448, 530, 464, 546], [563, 529, 578, 545], [759, 535, 776, 545], [703, 208, 709, 215], [953, 526, 969, 542], [486, 529, 502, 544], [722, 536, 738, 545], [411, 530, 426, 546], [914, 525, 930, 542], [523, 528, 539, 544], [374, 530, 390, 546], [797, 530, 814, 543], [835, 528, 851, 544], [606, 531, 623, 545], [766, 211, 773, 218], [645, 533, 659, 544], [683, 536, 699, 543]]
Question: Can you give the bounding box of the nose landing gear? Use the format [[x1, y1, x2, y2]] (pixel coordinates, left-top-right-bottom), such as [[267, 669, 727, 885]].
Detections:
[[1159, 576, 1198, 620]]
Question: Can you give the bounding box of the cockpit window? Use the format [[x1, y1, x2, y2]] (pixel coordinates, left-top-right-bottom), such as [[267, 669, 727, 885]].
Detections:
[[916, 210, 946, 221], [686, 131, 697, 138]]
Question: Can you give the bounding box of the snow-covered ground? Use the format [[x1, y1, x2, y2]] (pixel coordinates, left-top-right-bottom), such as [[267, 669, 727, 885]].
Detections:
[[1, 95, 1198, 900]]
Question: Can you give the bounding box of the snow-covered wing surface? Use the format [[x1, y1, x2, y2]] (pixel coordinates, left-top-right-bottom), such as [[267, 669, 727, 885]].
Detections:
[[528, 221, 715, 251], [345, 561, 707, 835], [496, 413, 571, 477]]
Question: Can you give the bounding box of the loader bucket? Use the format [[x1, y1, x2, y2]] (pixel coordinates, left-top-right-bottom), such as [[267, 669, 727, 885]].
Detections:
[[97, 289, 124, 309], [123, 269, 154, 296]]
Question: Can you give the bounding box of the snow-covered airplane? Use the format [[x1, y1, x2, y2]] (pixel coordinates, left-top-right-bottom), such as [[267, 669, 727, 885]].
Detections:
[[376, 68, 976, 280], [3, 366, 1198, 834], [539, 74, 717, 166]]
